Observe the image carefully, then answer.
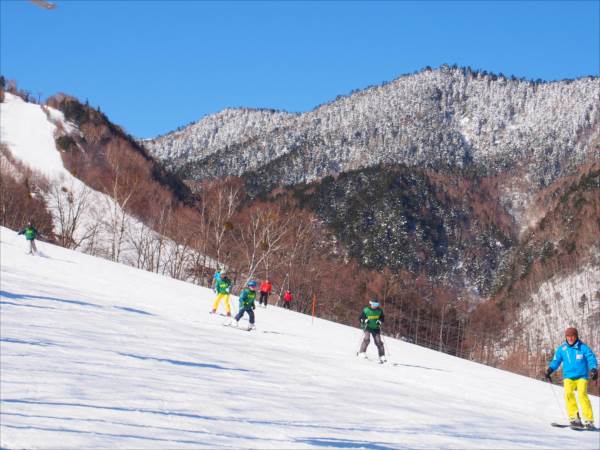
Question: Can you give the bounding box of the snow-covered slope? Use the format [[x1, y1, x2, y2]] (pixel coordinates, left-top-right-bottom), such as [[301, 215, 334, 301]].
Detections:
[[0, 93, 76, 180], [1, 226, 598, 449], [1, 93, 213, 276], [0, 92, 132, 248]]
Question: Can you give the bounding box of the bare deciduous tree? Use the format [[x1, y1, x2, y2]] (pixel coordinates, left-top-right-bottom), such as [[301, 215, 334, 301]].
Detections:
[[204, 178, 242, 264], [47, 180, 94, 249], [232, 202, 293, 284]]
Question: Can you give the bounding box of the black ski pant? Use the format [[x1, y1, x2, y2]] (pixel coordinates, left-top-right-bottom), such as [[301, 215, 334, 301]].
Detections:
[[283, 301, 292, 309], [28, 239, 37, 254], [235, 307, 255, 324], [259, 292, 269, 306], [359, 329, 385, 357]]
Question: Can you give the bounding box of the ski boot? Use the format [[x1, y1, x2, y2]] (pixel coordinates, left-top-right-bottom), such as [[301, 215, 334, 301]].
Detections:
[[583, 421, 596, 430], [379, 356, 387, 364], [569, 414, 582, 428], [357, 352, 368, 359]]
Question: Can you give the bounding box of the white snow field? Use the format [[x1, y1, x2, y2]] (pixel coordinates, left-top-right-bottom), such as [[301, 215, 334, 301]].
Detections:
[[1, 227, 598, 449]]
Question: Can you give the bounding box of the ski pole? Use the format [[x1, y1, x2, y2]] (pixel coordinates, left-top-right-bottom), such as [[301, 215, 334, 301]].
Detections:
[[380, 324, 391, 360], [356, 323, 367, 355], [546, 378, 567, 422]]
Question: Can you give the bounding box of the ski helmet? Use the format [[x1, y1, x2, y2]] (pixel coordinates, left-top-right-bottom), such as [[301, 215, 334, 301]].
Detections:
[[369, 299, 380, 308], [248, 280, 257, 288], [565, 327, 578, 338]]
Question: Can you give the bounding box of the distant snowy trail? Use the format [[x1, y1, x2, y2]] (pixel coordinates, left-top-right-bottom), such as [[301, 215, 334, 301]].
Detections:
[[1, 227, 598, 449]]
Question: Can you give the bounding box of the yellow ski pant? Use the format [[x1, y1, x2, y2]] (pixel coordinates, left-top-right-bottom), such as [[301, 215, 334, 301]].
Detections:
[[564, 378, 594, 421], [212, 293, 231, 314]]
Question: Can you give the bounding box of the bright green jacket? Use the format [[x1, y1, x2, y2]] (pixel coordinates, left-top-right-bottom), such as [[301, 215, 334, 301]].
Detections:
[[215, 278, 232, 295], [239, 288, 256, 309], [19, 226, 38, 241], [359, 306, 384, 330]]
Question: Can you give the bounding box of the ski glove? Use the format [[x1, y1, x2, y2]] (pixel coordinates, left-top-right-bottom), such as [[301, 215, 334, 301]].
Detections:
[[591, 368, 598, 381], [544, 367, 553, 381]]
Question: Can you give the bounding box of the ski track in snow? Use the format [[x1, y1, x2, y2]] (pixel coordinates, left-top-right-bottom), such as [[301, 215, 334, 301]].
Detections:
[[1, 227, 599, 449]]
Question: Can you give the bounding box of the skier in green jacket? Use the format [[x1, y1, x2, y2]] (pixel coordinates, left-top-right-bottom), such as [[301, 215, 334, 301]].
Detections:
[[18, 221, 39, 255], [211, 271, 232, 316], [234, 280, 257, 330], [358, 299, 386, 363]]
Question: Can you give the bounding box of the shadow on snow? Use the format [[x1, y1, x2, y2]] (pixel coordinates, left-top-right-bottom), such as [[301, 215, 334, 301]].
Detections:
[[113, 306, 153, 316], [0, 290, 102, 309], [391, 362, 448, 372], [1, 399, 578, 448], [297, 437, 400, 450], [117, 352, 254, 372], [0, 337, 58, 347]]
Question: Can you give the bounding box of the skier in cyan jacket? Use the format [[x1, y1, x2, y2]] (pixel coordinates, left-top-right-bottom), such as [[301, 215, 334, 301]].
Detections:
[[211, 271, 232, 316], [357, 299, 386, 363], [545, 327, 598, 429], [234, 280, 257, 330]]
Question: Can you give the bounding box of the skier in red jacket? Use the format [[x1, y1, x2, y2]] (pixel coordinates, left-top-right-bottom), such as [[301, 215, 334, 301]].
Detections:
[[258, 280, 272, 308], [282, 290, 293, 309]]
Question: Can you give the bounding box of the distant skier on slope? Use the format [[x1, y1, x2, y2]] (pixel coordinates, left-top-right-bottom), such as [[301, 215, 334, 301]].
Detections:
[[258, 279, 272, 308], [545, 327, 598, 430], [234, 280, 257, 330], [357, 299, 386, 363], [282, 290, 293, 309], [18, 221, 39, 255], [211, 271, 232, 317]]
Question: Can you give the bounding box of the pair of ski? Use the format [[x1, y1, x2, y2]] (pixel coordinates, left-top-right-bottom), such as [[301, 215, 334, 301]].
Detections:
[[223, 322, 255, 332], [209, 310, 255, 331], [356, 352, 387, 364], [550, 422, 598, 431]]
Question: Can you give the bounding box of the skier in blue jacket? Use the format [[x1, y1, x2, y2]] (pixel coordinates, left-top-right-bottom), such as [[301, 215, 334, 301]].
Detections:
[[545, 327, 598, 429]]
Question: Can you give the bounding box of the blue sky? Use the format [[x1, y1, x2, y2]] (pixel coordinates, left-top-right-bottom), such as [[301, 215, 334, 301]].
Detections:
[[1, 1, 598, 138]]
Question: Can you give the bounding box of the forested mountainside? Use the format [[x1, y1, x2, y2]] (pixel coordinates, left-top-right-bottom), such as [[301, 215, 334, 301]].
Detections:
[[143, 65, 600, 379], [489, 160, 600, 363], [46, 94, 193, 209], [144, 65, 599, 195], [287, 164, 515, 295], [143, 65, 599, 295]]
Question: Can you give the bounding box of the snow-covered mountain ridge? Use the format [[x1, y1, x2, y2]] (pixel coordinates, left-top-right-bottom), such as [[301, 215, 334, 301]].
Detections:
[[1, 226, 598, 449], [144, 66, 599, 190]]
